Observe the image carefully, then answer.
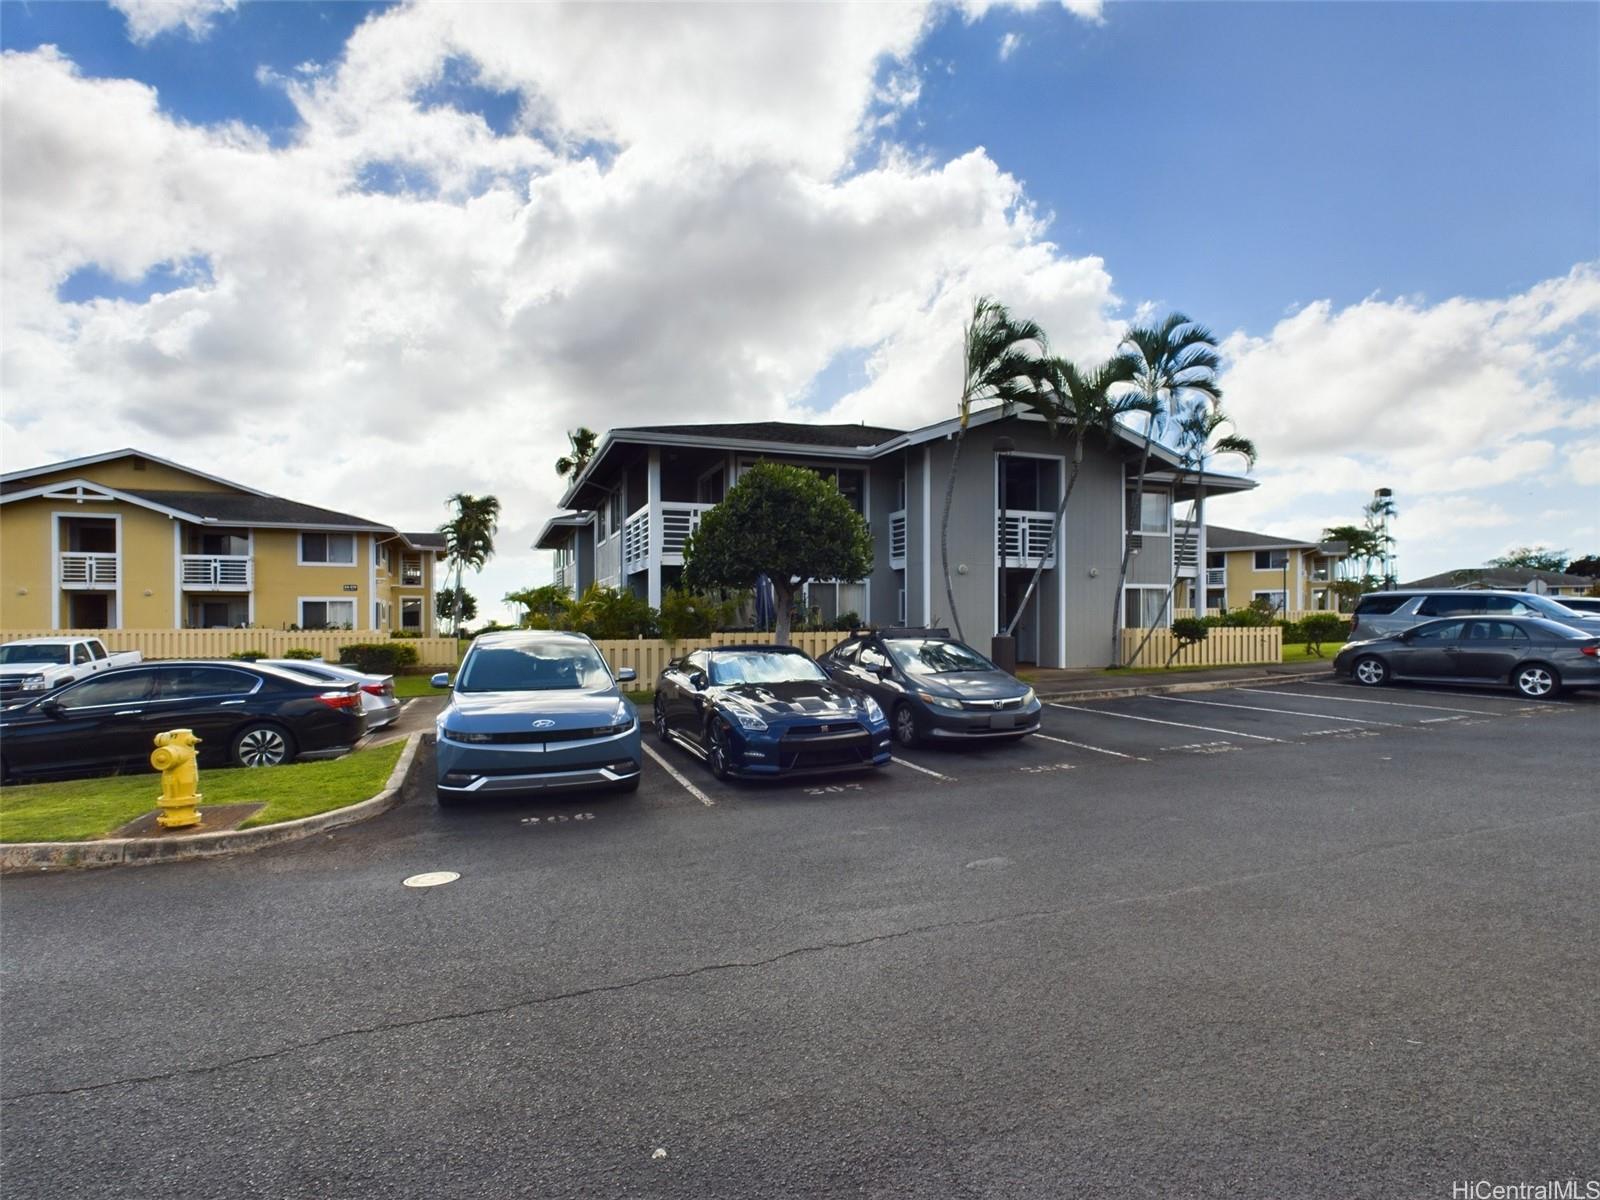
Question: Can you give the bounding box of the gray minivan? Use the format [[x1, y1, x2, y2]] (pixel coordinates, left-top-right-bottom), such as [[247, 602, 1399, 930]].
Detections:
[[1350, 589, 1600, 642]]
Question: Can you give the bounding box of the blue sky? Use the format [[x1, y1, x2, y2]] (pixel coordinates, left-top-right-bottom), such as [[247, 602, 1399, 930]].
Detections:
[[2, 1, 1596, 615]]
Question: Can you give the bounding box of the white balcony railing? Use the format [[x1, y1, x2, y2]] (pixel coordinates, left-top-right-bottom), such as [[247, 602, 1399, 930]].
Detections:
[[59, 552, 118, 589], [996, 510, 1057, 569], [889, 509, 907, 568], [1205, 567, 1226, 587], [181, 555, 253, 590], [623, 506, 651, 575], [660, 502, 712, 560]]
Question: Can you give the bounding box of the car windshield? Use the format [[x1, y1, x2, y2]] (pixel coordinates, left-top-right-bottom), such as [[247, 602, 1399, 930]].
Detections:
[[885, 639, 995, 675], [456, 643, 611, 692], [0, 645, 70, 665], [710, 651, 826, 685]]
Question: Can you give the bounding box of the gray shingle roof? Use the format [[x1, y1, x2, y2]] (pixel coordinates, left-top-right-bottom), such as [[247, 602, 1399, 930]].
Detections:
[[1397, 567, 1594, 590], [401, 531, 448, 550], [1179, 523, 1321, 551], [616, 421, 904, 448], [125, 489, 389, 530]]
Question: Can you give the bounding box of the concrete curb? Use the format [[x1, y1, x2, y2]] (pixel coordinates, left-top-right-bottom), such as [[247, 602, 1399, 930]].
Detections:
[[0, 733, 422, 875], [1034, 666, 1336, 704]]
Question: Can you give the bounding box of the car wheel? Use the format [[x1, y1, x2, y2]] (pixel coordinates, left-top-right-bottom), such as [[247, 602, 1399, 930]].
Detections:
[[892, 703, 920, 748], [1352, 655, 1389, 687], [653, 698, 670, 742], [231, 723, 295, 767], [706, 720, 734, 782], [1513, 662, 1560, 699]]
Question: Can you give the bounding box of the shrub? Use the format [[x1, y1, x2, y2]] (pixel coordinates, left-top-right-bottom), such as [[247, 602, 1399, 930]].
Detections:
[[567, 585, 659, 640], [833, 611, 862, 632], [1166, 617, 1209, 666], [282, 647, 321, 661], [1216, 605, 1275, 628], [659, 588, 741, 642], [389, 630, 422, 639], [229, 649, 266, 662], [337, 642, 420, 673], [1299, 613, 1351, 657]]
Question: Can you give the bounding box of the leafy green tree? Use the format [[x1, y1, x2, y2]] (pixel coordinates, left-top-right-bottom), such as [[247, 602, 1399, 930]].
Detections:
[[439, 493, 500, 637], [1112, 313, 1222, 664], [1321, 524, 1382, 583], [1566, 553, 1600, 579], [505, 583, 572, 628], [435, 588, 477, 632], [1166, 616, 1209, 666], [1002, 352, 1148, 637], [1487, 545, 1569, 573], [1300, 612, 1350, 658], [683, 461, 872, 645], [939, 297, 1050, 642], [565, 585, 658, 639], [556, 427, 599, 481], [658, 588, 742, 641]]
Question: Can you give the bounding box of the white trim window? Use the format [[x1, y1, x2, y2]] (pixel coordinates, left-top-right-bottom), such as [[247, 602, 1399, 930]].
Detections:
[[1135, 490, 1171, 535], [1252, 589, 1287, 613], [299, 532, 356, 565], [1253, 549, 1290, 571], [299, 598, 356, 629], [1123, 585, 1170, 629], [401, 597, 423, 630]]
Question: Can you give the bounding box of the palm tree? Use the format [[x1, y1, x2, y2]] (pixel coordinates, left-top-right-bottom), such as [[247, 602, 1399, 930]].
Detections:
[[940, 297, 1050, 642], [1110, 313, 1222, 665], [439, 492, 501, 637], [1128, 405, 1255, 665], [1002, 352, 1150, 638], [555, 427, 599, 481], [1363, 491, 1398, 586], [1321, 524, 1379, 583]]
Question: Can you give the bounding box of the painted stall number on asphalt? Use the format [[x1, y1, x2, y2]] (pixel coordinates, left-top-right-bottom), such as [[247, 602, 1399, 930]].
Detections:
[[1165, 741, 1237, 755], [804, 783, 865, 796], [521, 813, 596, 825], [1019, 762, 1074, 774]]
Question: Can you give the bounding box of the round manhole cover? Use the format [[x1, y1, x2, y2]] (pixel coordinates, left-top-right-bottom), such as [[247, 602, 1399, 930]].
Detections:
[[403, 871, 460, 888]]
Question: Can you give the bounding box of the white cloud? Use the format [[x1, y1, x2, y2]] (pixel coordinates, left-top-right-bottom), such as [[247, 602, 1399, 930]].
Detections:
[[109, 0, 238, 43], [999, 32, 1024, 61], [0, 4, 1120, 622], [1567, 437, 1600, 486]]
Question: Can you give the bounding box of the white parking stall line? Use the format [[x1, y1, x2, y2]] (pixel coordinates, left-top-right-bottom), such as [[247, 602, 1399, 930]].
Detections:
[[1149, 694, 1400, 727], [1048, 703, 1286, 743], [642, 743, 715, 807], [1298, 679, 1536, 706], [891, 756, 955, 781], [1420, 716, 1468, 724], [1033, 733, 1149, 762], [1238, 687, 1502, 716]]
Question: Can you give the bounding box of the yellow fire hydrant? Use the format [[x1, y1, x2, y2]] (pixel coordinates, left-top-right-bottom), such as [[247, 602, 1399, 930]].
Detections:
[[151, 729, 203, 829]]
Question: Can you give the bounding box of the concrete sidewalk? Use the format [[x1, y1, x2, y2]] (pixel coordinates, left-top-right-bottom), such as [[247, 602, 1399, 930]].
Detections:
[[1022, 658, 1336, 702]]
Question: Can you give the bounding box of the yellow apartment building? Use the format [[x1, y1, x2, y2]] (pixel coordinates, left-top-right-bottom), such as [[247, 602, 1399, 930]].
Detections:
[[1175, 523, 1347, 615], [0, 449, 446, 633]]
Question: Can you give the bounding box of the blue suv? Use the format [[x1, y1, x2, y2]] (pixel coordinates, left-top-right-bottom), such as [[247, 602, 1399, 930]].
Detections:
[[432, 631, 641, 805]]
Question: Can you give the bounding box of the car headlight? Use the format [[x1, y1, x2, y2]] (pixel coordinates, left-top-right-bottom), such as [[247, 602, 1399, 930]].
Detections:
[[917, 690, 963, 711], [20, 676, 47, 692], [721, 701, 767, 731], [608, 702, 636, 735], [860, 695, 884, 722], [1021, 688, 1036, 707], [443, 727, 495, 744]]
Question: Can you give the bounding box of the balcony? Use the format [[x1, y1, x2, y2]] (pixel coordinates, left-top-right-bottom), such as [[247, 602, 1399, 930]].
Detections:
[[623, 506, 651, 575], [623, 502, 714, 575], [59, 553, 118, 589], [1205, 567, 1226, 587], [181, 555, 253, 591], [996, 510, 1057, 569], [889, 510, 907, 569]]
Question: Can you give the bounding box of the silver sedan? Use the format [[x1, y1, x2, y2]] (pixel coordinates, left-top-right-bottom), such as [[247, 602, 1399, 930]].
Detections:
[[257, 659, 401, 729], [1334, 616, 1600, 698]]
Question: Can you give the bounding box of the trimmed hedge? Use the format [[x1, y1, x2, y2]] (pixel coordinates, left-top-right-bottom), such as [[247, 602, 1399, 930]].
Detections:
[[337, 642, 420, 673]]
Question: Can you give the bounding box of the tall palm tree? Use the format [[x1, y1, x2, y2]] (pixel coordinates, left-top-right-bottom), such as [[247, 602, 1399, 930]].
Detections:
[[940, 297, 1049, 642], [1110, 313, 1222, 665], [555, 427, 599, 481], [1002, 352, 1150, 638], [440, 492, 501, 637], [1128, 405, 1255, 665], [1363, 491, 1398, 586]]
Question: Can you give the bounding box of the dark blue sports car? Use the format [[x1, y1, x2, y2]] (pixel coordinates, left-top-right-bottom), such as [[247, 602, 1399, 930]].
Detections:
[[653, 645, 892, 781]]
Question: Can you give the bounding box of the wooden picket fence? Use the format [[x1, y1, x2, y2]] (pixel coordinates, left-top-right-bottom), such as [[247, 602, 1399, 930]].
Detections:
[[3, 628, 461, 665], [592, 631, 851, 690], [1176, 609, 1337, 623], [1120, 626, 1282, 669]]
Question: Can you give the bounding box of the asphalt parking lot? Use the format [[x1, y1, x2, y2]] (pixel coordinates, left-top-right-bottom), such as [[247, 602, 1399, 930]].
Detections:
[[2, 680, 1597, 1199]]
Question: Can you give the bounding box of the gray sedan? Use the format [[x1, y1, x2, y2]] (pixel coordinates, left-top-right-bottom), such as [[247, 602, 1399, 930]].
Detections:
[[1333, 616, 1600, 698], [258, 659, 401, 729]]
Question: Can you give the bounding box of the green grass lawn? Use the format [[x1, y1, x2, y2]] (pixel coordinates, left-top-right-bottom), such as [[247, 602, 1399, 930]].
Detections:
[[1282, 641, 1345, 663], [394, 674, 447, 698], [0, 741, 406, 843]]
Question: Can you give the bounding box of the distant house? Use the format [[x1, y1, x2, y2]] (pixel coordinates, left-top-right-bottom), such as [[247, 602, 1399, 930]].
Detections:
[[1175, 523, 1346, 614], [1396, 567, 1593, 597], [0, 449, 445, 632], [533, 413, 1254, 668]]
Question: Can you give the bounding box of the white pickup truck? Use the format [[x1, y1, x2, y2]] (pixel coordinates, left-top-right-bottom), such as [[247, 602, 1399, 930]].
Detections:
[[0, 637, 144, 704]]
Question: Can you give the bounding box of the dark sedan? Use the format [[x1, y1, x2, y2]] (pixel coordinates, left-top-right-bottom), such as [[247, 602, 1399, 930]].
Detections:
[[818, 629, 1040, 747], [0, 661, 367, 782], [653, 645, 892, 781], [1333, 616, 1600, 698]]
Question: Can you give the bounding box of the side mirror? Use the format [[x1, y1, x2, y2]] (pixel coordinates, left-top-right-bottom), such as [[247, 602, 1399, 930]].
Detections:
[[615, 666, 637, 683], [40, 698, 65, 717], [873, 663, 893, 678], [688, 671, 708, 691], [430, 672, 451, 689]]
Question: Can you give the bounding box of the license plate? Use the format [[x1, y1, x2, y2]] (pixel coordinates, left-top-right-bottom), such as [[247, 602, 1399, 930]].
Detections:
[[989, 713, 1016, 729]]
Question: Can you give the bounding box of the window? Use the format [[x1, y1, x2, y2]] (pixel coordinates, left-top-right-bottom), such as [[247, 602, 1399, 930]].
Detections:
[[1253, 590, 1287, 613], [300, 599, 356, 629], [73, 644, 91, 666], [885, 639, 995, 675], [401, 556, 423, 586], [1465, 621, 1527, 642], [1123, 588, 1170, 629], [456, 641, 613, 693], [192, 530, 249, 556], [828, 640, 860, 664], [158, 666, 258, 699], [709, 650, 827, 686], [56, 671, 156, 709], [1253, 549, 1290, 571], [1137, 491, 1170, 535], [1355, 593, 1411, 616], [1410, 621, 1464, 642], [697, 467, 726, 505], [1417, 594, 1491, 617], [401, 598, 423, 630], [88, 641, 107, 661], [300, 533, 355, 564], [858, 644, 892, 672]]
